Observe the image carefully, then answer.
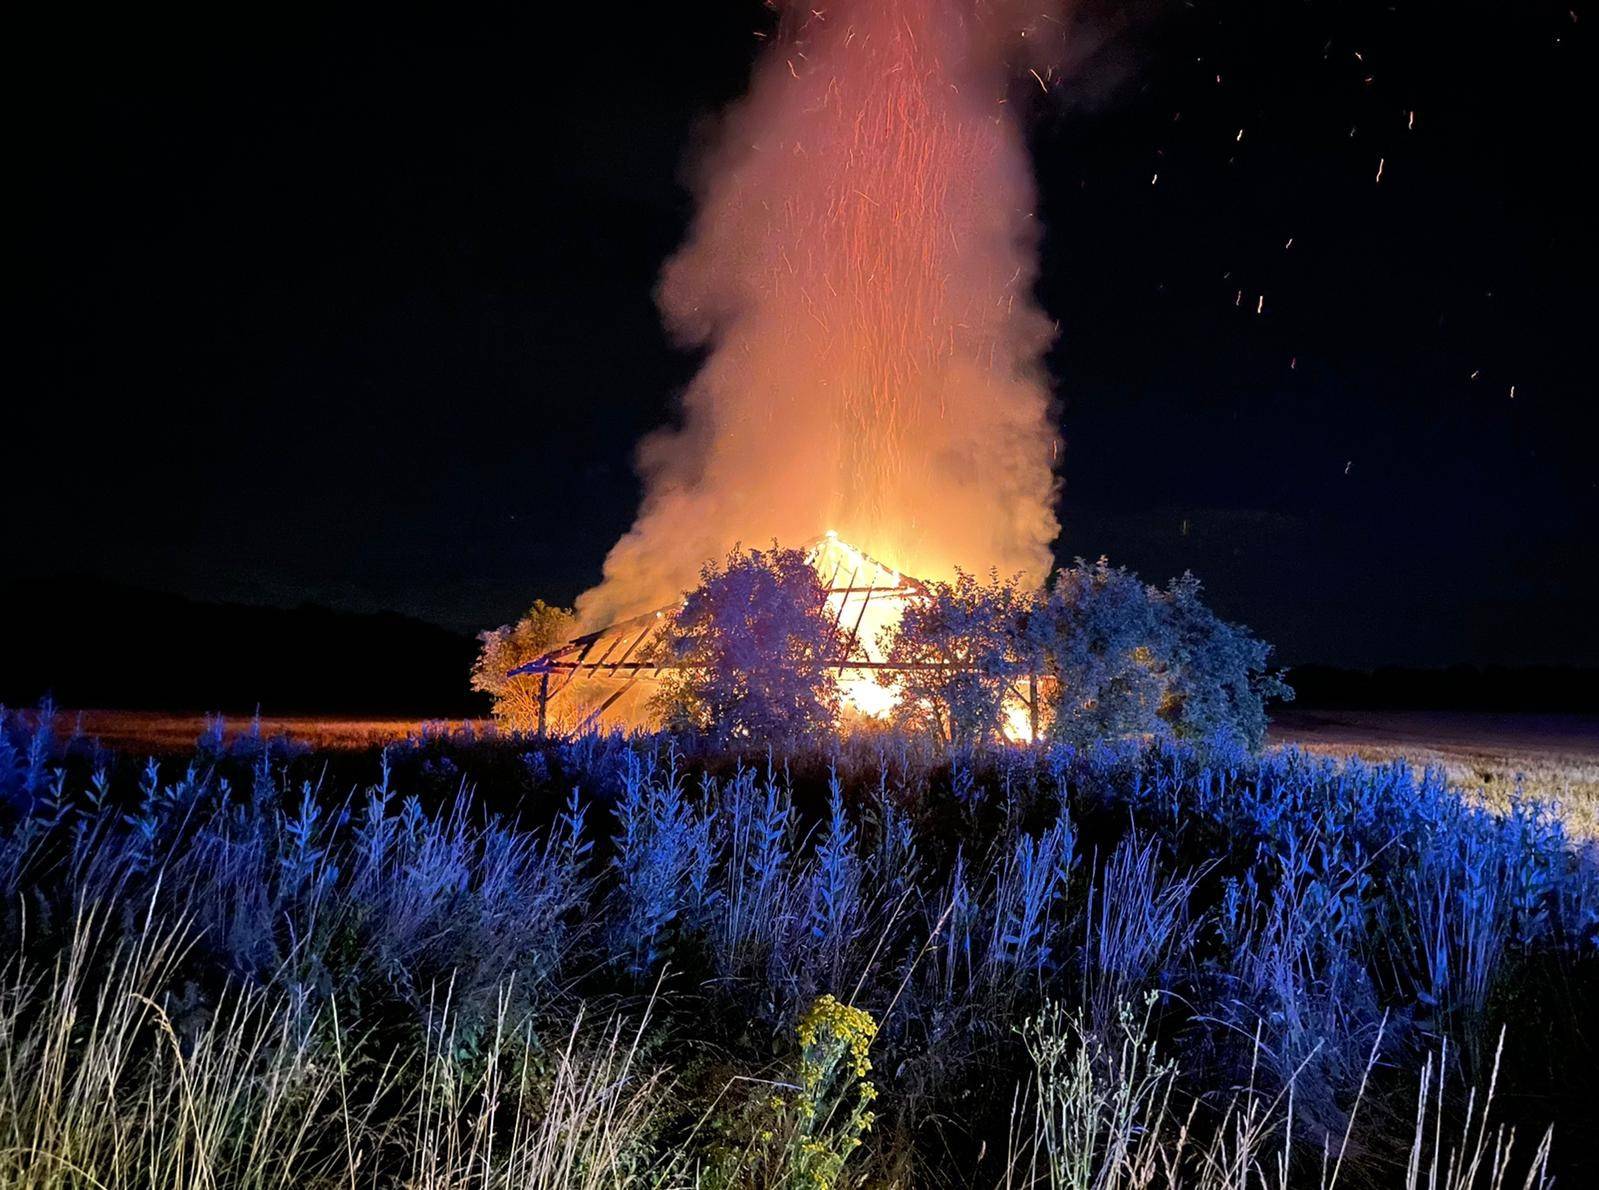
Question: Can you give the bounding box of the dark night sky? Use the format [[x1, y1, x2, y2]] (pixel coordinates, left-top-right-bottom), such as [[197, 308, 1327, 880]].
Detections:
[[8, 1, 1596, 670]]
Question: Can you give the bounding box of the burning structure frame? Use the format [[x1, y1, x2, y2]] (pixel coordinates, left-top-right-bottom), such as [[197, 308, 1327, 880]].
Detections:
[[510, 535, 1045, 739]]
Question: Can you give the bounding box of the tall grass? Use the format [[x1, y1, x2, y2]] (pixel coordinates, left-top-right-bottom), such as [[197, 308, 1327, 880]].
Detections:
[[0, 911, 668, 1188], [1, 704, 1594, 1185], [1006, 999, 1552, 1190]]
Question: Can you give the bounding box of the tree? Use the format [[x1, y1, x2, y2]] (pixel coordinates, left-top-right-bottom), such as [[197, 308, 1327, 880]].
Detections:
[[471, 600, 576, 730], [1158, 572, 1293, 750], [879, 569, 1037, 748], [1029, 559, 1292, 750], [651, 544, 842, 747], [1030, 559, 1171, 747]]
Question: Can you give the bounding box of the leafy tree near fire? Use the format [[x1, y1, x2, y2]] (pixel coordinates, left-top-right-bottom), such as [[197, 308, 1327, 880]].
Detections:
[[651, 544, 842, 747], [878, 569, 1037, 748], [471, 600, 576, 730], [1158, 571, 1293, 749], [1030, 559, 1290, 749], [1030, 560, 1170, 747]]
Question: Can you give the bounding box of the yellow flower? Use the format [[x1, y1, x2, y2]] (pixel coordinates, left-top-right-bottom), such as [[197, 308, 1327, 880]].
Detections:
[[798, 994, 878, 1072]]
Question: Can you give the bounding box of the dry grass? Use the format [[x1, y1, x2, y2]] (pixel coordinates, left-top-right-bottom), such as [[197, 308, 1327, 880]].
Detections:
[[58, 709, 491, 753], [1270, 709, 1599, 838], [0, 911, 669, 1190]]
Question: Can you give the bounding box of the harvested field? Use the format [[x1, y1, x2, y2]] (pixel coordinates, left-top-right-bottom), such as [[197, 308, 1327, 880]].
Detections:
[[1271, 707, 1599, 836]]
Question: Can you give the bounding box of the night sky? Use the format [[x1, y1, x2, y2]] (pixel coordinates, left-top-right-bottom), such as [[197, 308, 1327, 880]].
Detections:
[[10, 1, 1595, 670]]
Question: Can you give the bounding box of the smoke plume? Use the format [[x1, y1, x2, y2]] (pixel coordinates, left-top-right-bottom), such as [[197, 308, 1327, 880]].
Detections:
[[577, 0, 1066, 628]]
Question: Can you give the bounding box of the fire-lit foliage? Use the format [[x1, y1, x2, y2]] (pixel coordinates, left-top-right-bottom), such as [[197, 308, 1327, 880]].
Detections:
[[501, 541, 1288, 750], [877, 568, 1037, 748], [1, 704, 1594, 1185], [650, 544, 842, 748], [471, 599, 577, 729], [1033, 558, 1292, 750]]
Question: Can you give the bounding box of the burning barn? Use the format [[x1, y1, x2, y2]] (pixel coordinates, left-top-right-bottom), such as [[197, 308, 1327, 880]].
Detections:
[[512, 536, 918, 732]]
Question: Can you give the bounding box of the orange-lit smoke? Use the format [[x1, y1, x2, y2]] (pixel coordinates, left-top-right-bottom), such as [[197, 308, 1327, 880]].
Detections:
[[577, 0, 1065, 630]]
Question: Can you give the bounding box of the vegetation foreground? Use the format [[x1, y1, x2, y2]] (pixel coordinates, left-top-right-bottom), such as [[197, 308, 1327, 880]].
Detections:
[[3, 707, 1597, 1187]]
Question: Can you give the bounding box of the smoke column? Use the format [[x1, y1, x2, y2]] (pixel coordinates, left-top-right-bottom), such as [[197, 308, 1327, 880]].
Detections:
[[577, 0, 1065, 628]]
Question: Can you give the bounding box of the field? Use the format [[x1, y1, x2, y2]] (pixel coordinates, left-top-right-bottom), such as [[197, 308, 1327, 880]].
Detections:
[[57, 706, 1599, 837], [1270, 708, 1599, 837], [49, 708, 486, 753], [3, 705, 1596, 1187]]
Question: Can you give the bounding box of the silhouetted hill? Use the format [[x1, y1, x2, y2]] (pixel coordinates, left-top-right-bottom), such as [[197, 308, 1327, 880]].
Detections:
[[5, 575, 1593, 717], [0, 576, 486, 716], [1286, 663, 1599, 713]]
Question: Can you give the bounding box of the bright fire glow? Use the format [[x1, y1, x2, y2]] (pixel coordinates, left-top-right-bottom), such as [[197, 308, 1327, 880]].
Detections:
[[1003, 701, 1034, 744], [571, 0, 1064, 636], [815, 534, 1038, 741], [843, 677, 901, 720], [810, 533, 913, 721], [541, 532, 1044, 740]]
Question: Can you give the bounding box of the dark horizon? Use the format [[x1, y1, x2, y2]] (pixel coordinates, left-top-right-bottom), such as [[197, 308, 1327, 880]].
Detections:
[[6, 571, 1598, 718], [9, 1, 1595, 675]]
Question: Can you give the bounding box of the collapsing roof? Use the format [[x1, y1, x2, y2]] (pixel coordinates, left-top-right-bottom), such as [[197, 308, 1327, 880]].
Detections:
[[509, 533, 1048, 738], [508, 535, 925, 732]]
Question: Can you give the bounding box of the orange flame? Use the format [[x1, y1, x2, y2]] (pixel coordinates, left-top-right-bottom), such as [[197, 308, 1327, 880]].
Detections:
[[573, 0, 1064, 635]]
